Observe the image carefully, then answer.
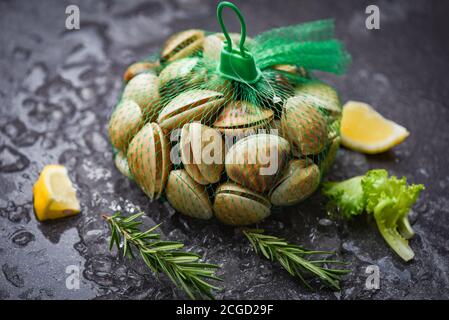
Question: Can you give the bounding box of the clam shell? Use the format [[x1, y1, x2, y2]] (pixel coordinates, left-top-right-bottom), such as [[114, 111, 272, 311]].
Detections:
[[123, 61, 160, 82], [127, 123, 171, 200], [281, 95, 328, 155], [180, 122, 224, 184], [122, 73, 160, 121], [273, 64, 298, 74], [157, 89, 225, 131], [270, 159, 320, 206], [270, 119, 284, 138], [273, 65, 308, 78], [294, 81, 341, 114], [213, 182, 271, 225], [159, 57, 200, 90], [165, 169, 213, 219], [271, 65, 307, 91], [213, 101, 274, 136], [328, 119, 340, 141], [108, 100, 143, 151], [320, 136, 341, 174], [114, 150, 132, 179], [225, 133, 290, 193], [161, 29, 204, 62], [203, 33, 249, 61]]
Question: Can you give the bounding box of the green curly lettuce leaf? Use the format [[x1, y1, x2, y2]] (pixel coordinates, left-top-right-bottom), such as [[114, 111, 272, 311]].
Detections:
[[362, 169, 424, 261], [322, 169, 424, 262], [322, 176, 365, 218]]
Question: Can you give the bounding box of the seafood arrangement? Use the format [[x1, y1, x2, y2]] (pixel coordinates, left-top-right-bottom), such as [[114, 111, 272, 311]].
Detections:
[[108, 2, 350, 225]]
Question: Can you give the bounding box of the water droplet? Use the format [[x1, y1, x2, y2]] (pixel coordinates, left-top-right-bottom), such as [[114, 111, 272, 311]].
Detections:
[[83, 131, 109, 152], [11, 230, 35, 247], [40, 133, 57, 150], [77, 110, 97, 127], [408, 210, 418, 225], [418, 168, 429, 177], [1, 118, 25, 137], [6, 201, 16, 211], [318, 218, 334, 227], [58, 149, 82, 172], [0, 145, 30, 172], [414, 200, 428, 214], [84, 229, 104, 244], [317, 218, 336, 234], [256, 267, 274, 284], [2, 263, 25, 288], [80, 87, 95, 101], [27, 101, 64, 131], [8, 204, 31, 224], [80, 159, 112, 182], [1, 118, 39, 147], [74, 241, 88, 255], [167, 228, 187, 242], [22, 63, 48, 92], [83, 255, 115, 287]]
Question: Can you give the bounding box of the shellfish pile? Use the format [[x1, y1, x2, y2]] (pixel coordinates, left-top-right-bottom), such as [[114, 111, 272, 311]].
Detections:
[[108, 28, 345, 226]]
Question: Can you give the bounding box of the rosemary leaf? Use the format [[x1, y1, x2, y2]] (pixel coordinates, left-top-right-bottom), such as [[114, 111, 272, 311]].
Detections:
[[103, 212, 222, 299], [243, 229, 349, 290]]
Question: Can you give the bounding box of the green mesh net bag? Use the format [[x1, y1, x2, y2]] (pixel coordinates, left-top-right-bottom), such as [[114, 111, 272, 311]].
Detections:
[[108, 1, 351, 226]]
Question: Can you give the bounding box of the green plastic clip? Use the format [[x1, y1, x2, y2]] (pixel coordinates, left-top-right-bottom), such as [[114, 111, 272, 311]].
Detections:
[[217, 1, 261, 84]]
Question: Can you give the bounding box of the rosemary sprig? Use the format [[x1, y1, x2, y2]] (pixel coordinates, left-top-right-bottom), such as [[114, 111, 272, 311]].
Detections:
[[243, 229, 350, 290], [103, 212, 222, 300]]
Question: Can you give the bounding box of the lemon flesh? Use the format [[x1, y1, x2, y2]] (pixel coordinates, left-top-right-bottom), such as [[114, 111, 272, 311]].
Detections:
[[341, 101, 409, 154], [33, 165, 80, 221]]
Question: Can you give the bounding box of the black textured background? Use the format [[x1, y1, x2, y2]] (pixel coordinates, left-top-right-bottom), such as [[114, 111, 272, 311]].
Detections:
[[0, 0, 448, 300]]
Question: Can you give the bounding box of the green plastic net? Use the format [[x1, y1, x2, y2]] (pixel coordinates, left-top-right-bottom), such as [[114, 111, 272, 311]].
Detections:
[[108, 2, 350, 226]]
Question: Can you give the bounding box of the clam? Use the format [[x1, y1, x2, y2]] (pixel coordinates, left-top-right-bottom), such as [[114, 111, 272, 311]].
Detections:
[[320, 136, 341, 174], [328, 119, 340, 140], [273, 65, 308, 78], [270, 159, 320, 206], [270, 119, 284, 138], [114, 150, 132, 179], [165, 169, 213, 219], [281, 95, 328, 155], [108, 100, 143, 151], [225, 133, 290, 193], [294, 81, 341, 115], [213, 182, 271, 225], [161, 29, 205, 62], [271, 65, 308, 91], [180, 122, 224, 185], [157, 89, 225, 131], [122, 73, 160, 121], [159, 57, 202, 94], [127, 123, 171, 200], [202, 33, 251, 61], [213, 101, 274, 136], [123, 60, 160, 82]]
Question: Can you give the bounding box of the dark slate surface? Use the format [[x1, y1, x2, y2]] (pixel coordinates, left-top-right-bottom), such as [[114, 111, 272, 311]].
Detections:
[[0, 0, 448, 300]]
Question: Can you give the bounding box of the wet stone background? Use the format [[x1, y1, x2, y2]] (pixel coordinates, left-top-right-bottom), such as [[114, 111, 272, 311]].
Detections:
[[0, 0, 448, 300]]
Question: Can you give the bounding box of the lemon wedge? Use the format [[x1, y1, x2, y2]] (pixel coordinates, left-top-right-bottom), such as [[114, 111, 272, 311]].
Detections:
[[341, 101, 409, 154], [33, 165, 80, 221]]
